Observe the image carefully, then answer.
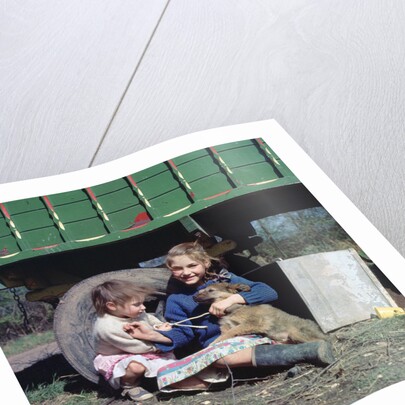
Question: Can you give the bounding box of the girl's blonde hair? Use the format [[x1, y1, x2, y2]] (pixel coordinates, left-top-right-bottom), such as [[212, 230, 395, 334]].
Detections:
[[165, 241, 221, 281], [91, 280, 148, 316]]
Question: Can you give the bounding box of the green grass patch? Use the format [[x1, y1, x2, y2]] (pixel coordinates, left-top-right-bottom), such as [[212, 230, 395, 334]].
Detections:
[[2, 330, 55, 357], [25, 377, 66, 403], [25, 376, 99, 405]]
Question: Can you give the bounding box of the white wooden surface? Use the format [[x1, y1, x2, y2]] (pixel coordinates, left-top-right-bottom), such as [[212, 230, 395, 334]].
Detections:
[[0, 0, 168, 179], [1, 0, 405, 260]]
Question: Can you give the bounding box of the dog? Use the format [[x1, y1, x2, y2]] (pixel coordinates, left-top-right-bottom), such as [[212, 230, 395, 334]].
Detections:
[[193, 283, 327, 344]]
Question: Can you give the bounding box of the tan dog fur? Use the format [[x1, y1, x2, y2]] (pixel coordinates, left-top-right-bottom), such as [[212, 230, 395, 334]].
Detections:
[[193, 282, 326, 344]]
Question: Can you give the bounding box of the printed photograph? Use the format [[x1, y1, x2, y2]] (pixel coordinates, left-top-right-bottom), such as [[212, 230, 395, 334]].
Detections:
[[1, 138, 404, 405]]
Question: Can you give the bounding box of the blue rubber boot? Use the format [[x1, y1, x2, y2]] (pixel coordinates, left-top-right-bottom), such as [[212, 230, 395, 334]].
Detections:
[[252, 341, 335, 368]]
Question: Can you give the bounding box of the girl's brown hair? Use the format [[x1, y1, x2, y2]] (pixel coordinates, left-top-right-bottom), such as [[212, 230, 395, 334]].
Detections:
[[165, 241, 221, 281], [91, 280, 150, 316]]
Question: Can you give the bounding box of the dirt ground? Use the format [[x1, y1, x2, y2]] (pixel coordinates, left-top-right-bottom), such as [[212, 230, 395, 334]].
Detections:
[[15, 315, 405, 405]]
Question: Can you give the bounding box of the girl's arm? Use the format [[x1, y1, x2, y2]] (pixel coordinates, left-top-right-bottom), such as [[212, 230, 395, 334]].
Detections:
[[98, 323, 167, 353], [123, 322, 172, 343], [207, 273, 278, 317], [209, 293, 246, 317]]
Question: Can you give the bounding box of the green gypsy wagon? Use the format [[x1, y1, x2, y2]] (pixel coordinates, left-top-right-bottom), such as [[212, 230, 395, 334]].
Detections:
[[0, 138, 308, 304]]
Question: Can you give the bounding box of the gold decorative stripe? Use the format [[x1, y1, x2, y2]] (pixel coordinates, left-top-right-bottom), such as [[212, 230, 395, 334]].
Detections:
[[247, 179, 278, 186], [163, 205, 191, 217], [0, 252, 20, 259], [74, 235, 106, 242]]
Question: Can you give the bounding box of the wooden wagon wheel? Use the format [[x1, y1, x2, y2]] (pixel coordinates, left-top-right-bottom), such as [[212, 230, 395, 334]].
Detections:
[[53, 267, 172, 384]]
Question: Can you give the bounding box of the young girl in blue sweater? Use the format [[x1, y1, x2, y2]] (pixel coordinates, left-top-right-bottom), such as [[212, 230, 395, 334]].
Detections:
[[125, 242, 334, 389]]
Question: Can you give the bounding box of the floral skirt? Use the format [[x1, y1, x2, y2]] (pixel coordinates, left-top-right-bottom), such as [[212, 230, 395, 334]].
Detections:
[[157, 335, 274, 391]]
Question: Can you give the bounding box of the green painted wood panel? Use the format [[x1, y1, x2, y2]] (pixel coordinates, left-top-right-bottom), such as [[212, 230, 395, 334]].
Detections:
[[66, 218, 107, 240], [21, 228, 64, 248], [108, 206, 149, 230], [150, 189, 192, 216], [174, 154, 224, 183], [0, 218, 11, 238], [0, 236, 20, 255], [55, 198, 99, 223], [133, 165, 176, 197], [172, 149, 235, 199], [10, 209, 54, 232], [95, 187, 139, 214], [0, 224, 21, 252], [219, 145, 267, 168], [4, 198, 44, 214], [232, 163, 281, 185], [130, 163, 166, 182], [91, 178, 129, 195], [190, 173, 234, 199], [171, 149, 207, 165], [48, 190, 88, 206], [214, 140, 253, 151], [131, 164, 192, 216]]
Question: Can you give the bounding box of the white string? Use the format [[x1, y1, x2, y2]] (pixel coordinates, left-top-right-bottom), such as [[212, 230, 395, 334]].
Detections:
[[154, 312, 210, 329], [224, 359, 236, 405]]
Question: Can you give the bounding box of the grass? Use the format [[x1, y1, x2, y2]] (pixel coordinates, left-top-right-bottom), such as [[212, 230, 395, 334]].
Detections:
[[2, 330, 55, 357], [25, 376, 99, 405], [25, 377, 65, 403]]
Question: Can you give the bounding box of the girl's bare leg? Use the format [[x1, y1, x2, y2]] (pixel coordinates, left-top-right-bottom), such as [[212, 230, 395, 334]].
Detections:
[[120, 361, 146, 387], [169, 376, 209, 390], [214, 348, 253, 368]]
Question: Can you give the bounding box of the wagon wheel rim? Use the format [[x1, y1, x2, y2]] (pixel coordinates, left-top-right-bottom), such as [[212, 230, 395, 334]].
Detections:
[[53, 267, 171, 383]]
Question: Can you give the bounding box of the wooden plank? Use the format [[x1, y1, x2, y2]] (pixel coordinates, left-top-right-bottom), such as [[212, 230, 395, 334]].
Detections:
[[0, 0, 168, 183], [92, 0, 405, 257], [8, 342, 60, 374]]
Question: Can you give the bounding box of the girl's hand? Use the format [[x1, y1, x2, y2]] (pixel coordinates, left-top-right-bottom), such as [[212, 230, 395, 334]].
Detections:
[[123, 322, 153, 339], [123, 321, 173, 343], [154, 322, 172, 331], [209, 294, 246, 317]]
